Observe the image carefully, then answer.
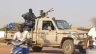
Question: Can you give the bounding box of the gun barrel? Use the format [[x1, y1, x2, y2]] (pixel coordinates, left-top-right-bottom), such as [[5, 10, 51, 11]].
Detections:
[[46, 8, 54, 13]]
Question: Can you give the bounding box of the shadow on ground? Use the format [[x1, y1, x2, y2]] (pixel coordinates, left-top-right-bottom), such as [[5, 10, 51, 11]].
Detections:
[[29, 49, 85, 54], [30, 50, 63, 54]]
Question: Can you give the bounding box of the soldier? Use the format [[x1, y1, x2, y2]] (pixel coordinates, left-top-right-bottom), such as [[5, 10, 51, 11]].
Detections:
[[40, 10, 44, 16], [37, 10, 44, 18], [22, 8, 36, 31], [38, 10, 49, 18]]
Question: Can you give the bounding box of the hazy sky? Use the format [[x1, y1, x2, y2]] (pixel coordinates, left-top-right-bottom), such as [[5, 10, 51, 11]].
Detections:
[[0, 0, 96, 28]]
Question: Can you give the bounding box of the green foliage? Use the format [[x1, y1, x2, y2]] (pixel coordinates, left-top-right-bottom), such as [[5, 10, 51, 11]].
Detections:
[[12, 22, 20, 27], [0, 22, 21, 31], [91, 17, 96, 26], [0, 28, 5, 31]]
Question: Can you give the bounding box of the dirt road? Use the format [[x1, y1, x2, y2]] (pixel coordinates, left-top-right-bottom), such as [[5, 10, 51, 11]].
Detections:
[[0, 46, 85, 54]]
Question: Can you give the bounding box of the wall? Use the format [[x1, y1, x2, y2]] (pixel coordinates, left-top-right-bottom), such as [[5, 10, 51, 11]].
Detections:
[[0, 31, 5, 38]]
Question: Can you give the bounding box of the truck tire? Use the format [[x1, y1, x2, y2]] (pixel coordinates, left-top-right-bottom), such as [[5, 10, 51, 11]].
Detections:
[[62, 40, 75, 54], [32, 46, 42, 52]]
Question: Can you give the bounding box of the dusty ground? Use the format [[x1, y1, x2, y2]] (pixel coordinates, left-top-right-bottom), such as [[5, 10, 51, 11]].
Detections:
[[0, 38, 85, 54], [0, 38, 5, 43], [0, 44, 85, 54]]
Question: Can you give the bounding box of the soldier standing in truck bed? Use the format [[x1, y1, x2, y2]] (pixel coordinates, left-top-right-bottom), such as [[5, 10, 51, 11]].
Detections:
[[22, 8, 37, 31], [37, 10, 49, 18]]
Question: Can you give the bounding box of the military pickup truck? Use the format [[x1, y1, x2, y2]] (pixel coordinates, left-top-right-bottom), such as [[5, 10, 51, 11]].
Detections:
[[4, 17, 88, 54], [4, 9, 88, 54]]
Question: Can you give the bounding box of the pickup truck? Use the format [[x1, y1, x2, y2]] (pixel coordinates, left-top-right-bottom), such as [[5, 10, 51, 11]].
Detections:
[[5, 17, 88, 54]]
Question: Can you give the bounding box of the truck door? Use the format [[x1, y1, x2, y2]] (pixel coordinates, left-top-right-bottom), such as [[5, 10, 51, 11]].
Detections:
[[40, 20, 57, 45]]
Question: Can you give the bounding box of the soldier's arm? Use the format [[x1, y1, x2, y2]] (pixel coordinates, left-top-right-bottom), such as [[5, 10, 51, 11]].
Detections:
[[33, 13, 37, 19], [37, 16, 41, 18], [22, 12, 28, 19]]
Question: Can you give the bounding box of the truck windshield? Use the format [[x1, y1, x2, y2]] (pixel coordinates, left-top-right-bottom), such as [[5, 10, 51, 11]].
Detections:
[[55, 20, 71, 30]]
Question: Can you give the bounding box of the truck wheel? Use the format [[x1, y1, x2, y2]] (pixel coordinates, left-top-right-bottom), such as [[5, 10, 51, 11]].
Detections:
[[62, 40, 75, 54], [32, 46, 42, 52]]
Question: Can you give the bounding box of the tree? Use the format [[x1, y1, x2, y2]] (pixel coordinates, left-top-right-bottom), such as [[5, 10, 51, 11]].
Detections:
[[0, 28, 5, 31], [0, 22, 21, 31], [91, 17, 96, 27]]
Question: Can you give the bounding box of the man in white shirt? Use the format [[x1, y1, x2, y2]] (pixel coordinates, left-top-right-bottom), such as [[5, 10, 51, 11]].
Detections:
[[83, 27, 96, 49], [11, 24, 31, 54], [13, 24, 31, 42]]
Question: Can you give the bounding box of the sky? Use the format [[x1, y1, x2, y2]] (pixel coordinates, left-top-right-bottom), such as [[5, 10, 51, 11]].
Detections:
[[0, 0, 96, 28]]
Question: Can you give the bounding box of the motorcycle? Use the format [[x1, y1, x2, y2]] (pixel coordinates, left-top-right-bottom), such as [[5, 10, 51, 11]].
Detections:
[[11, 40, 29, 54]]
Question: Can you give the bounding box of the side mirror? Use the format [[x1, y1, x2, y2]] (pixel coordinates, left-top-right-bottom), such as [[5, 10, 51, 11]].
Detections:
[[69, 24, 72, 27]]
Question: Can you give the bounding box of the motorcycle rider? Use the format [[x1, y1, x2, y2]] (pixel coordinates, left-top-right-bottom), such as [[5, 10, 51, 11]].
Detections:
[[11, 24, 31, 54], [83, 23, 96, 49], [22, 8, 37, 31]]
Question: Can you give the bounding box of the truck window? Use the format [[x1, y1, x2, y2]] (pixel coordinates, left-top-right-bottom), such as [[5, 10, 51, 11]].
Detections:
[[42, 21, 55, 30]]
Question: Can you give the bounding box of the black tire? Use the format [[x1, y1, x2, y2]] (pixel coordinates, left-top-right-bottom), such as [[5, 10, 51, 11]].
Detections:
[[78, 42, 86, 53], [62, 40, 75, 54], [32, 46, 42, 52], [79, 49, 86, 53]]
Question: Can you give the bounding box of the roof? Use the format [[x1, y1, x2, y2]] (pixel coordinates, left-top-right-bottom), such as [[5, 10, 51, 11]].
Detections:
[[36, 17, 67, 22]]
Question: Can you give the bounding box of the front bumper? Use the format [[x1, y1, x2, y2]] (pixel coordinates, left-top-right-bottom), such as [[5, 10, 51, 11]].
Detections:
[[74, 40, 84, 49]]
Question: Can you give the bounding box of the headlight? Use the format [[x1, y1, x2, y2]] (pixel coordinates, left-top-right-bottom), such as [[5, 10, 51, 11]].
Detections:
[[72, 33, 84, 40], [78, 34, 84, 40], [71, 31, 86, 40], [71, 32, 79, 39]]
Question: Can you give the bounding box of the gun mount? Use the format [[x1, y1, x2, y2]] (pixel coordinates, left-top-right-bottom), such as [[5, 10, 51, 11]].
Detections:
[[39, 8, 54, 18]]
